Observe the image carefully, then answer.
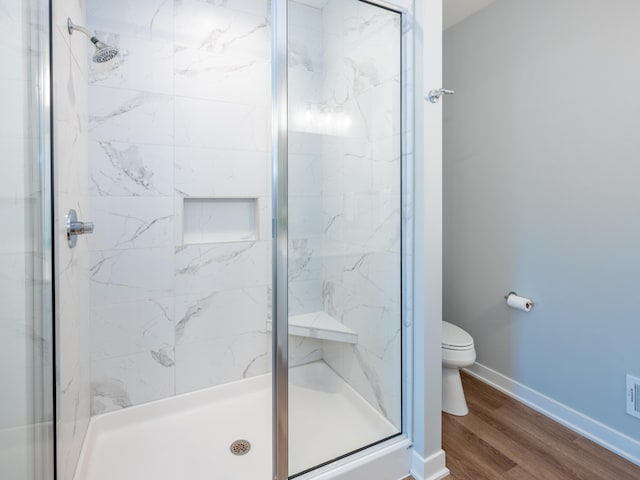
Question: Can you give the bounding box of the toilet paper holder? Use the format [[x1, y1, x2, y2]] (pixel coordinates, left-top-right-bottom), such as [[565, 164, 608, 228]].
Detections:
[[504, 291, 535, 307]]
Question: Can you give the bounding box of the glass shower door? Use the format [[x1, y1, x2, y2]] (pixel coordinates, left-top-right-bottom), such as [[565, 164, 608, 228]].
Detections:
[[0, 0, 54, 478], [286, 0, 403, 475]]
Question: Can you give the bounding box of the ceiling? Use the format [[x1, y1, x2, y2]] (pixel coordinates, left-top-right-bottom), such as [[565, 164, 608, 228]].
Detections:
[[444, 0, 497, 29]]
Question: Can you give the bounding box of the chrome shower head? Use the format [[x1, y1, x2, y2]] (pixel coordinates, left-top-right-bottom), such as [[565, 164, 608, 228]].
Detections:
[[92, 42, 119, 64], [67, 17, 119, 64]]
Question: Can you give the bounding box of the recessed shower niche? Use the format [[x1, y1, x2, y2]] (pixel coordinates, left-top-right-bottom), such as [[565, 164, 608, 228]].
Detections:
[[181, 197, 259, 245]]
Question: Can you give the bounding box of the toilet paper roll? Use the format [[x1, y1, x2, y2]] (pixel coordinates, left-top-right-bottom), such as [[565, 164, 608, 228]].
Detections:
[[507, 293, 533, 312]]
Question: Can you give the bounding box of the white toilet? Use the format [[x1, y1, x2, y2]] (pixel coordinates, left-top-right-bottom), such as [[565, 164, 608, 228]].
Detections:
[[442, 321, 476, 416]]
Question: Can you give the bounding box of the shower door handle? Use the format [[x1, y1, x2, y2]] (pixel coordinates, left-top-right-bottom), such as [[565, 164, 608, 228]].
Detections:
[[66, 209, 94, 248]]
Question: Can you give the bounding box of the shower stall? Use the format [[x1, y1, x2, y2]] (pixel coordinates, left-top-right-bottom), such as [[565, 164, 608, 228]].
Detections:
[[1, 0, 442, 478]]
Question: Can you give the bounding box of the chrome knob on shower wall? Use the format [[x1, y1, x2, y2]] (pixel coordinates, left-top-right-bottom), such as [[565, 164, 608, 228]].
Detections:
[[66, 209, 94, 248]]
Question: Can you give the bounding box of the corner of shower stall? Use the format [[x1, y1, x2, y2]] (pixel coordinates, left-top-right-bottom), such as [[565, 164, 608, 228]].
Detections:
[[48, 0, 419, 479]]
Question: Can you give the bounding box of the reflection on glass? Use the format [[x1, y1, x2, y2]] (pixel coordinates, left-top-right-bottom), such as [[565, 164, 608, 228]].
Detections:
[[0, 0, 54, 478], [287, 0, 402, 475]]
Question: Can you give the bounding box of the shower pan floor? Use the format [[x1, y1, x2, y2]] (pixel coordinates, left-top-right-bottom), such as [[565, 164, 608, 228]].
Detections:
[[75, 361, 398, 480]]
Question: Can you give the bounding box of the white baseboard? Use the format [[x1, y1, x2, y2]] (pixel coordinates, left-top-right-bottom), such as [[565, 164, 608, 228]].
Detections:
[[465, 362, 640, 467], [410, 449, 449, 480]]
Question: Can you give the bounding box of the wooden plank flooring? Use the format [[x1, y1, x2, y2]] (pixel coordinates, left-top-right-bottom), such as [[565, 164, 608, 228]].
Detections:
[[443, 372, 640, 480]]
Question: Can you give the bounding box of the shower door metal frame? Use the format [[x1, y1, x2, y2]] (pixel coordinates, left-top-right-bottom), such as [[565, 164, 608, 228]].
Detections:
[[272, 0, 289, 479], [272, 1, 410, 479]]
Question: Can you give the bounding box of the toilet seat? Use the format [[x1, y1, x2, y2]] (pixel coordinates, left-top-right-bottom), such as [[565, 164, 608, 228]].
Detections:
[[442, 321, 474, 350]]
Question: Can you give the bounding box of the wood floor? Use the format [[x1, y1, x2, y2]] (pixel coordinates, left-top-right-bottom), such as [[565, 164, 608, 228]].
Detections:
[[442, 372, 640, 480]]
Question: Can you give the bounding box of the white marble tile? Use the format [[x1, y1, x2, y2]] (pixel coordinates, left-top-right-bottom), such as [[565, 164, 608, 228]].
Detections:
[[289, 131, 322, 156], [348, 79, 402, 140], [340, 252, 401, 306], [91, 297, 174, 360], [55, 120, 90, 198], [322, 342, 381, 414], [288, 196, 323, 238], [174, 96, 269, 151], [0, 79, 26, 140], [288, 335, 323, 367], [56, 27, 91, 132], [343, 42, 400, 97], [220, 0, 271, 17], [288, 25, 323, 73], [56, 198, 92, 480], [342, 0, 400, 50], [89, 247, 174, 306], [288, 71, 324, 134], [174, 241, 269, 295], [340, 302, 400, 359], [174, 147, 269, 197], [174, 1, 270, 57], [321, 195, 345, 244], [319, 138, 345, 195], [371, 136, 401, 193], [0, 200, 26, 255], [288, 153, 322, 197], [0, 323, 31, 430], [53, 4, 92, 475], [288, 237, 322, 282], [322, 143, 373, 195], [347, 194, 401, 253], [289, 1, 323, 33], [0, 253, 27, 324], [319, 243, 344, 281], [175, 331, 269, 394], [174, 49, 270, 105], [0, 139, 26, 200], [264, 330, 323, 369], [174, 286, 268, 345], [88, 32, 174, 95], [0, 2, 29, 82], [323, 192, 400, 252], [89, 140, 174, 197], [89, 196, 174, 251], [57, 360, 91, 480], [91, 349, 175, 414], [87, 0, 174, 42], [288, 279, 323, 316], [89, 86, 174, 145]]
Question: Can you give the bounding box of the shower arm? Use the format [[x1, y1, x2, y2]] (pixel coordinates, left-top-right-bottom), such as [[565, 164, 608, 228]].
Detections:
[[67, 18, 100, 45]]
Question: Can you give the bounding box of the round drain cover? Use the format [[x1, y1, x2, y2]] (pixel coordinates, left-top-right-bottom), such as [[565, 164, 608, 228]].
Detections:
[[230, 439, 251, 456]]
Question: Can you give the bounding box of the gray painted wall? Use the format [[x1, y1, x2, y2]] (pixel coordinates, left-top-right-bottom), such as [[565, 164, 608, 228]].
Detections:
[[443, 0, 640, 441]]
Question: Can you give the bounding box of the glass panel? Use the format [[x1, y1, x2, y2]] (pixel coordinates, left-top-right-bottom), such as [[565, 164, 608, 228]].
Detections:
[[0, 0, 54, 478], [287, 0, 402, 475], [71, 0, 273, 478]]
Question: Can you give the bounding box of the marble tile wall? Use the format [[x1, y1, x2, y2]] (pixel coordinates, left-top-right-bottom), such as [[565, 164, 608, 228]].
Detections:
[[86, 0, 328, 414], [52, 0, 92, 478], [83, 0, 410, 427]]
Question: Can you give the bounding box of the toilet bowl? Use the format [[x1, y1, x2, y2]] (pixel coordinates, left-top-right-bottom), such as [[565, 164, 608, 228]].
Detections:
[[442, 321, 476, 416]]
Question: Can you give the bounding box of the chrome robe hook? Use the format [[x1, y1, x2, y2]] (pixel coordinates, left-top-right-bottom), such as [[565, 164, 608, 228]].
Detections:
[[427, 88, 455, 103]]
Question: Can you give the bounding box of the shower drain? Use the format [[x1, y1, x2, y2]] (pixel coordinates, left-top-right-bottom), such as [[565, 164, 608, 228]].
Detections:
[[230, 439, 251, 456]]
